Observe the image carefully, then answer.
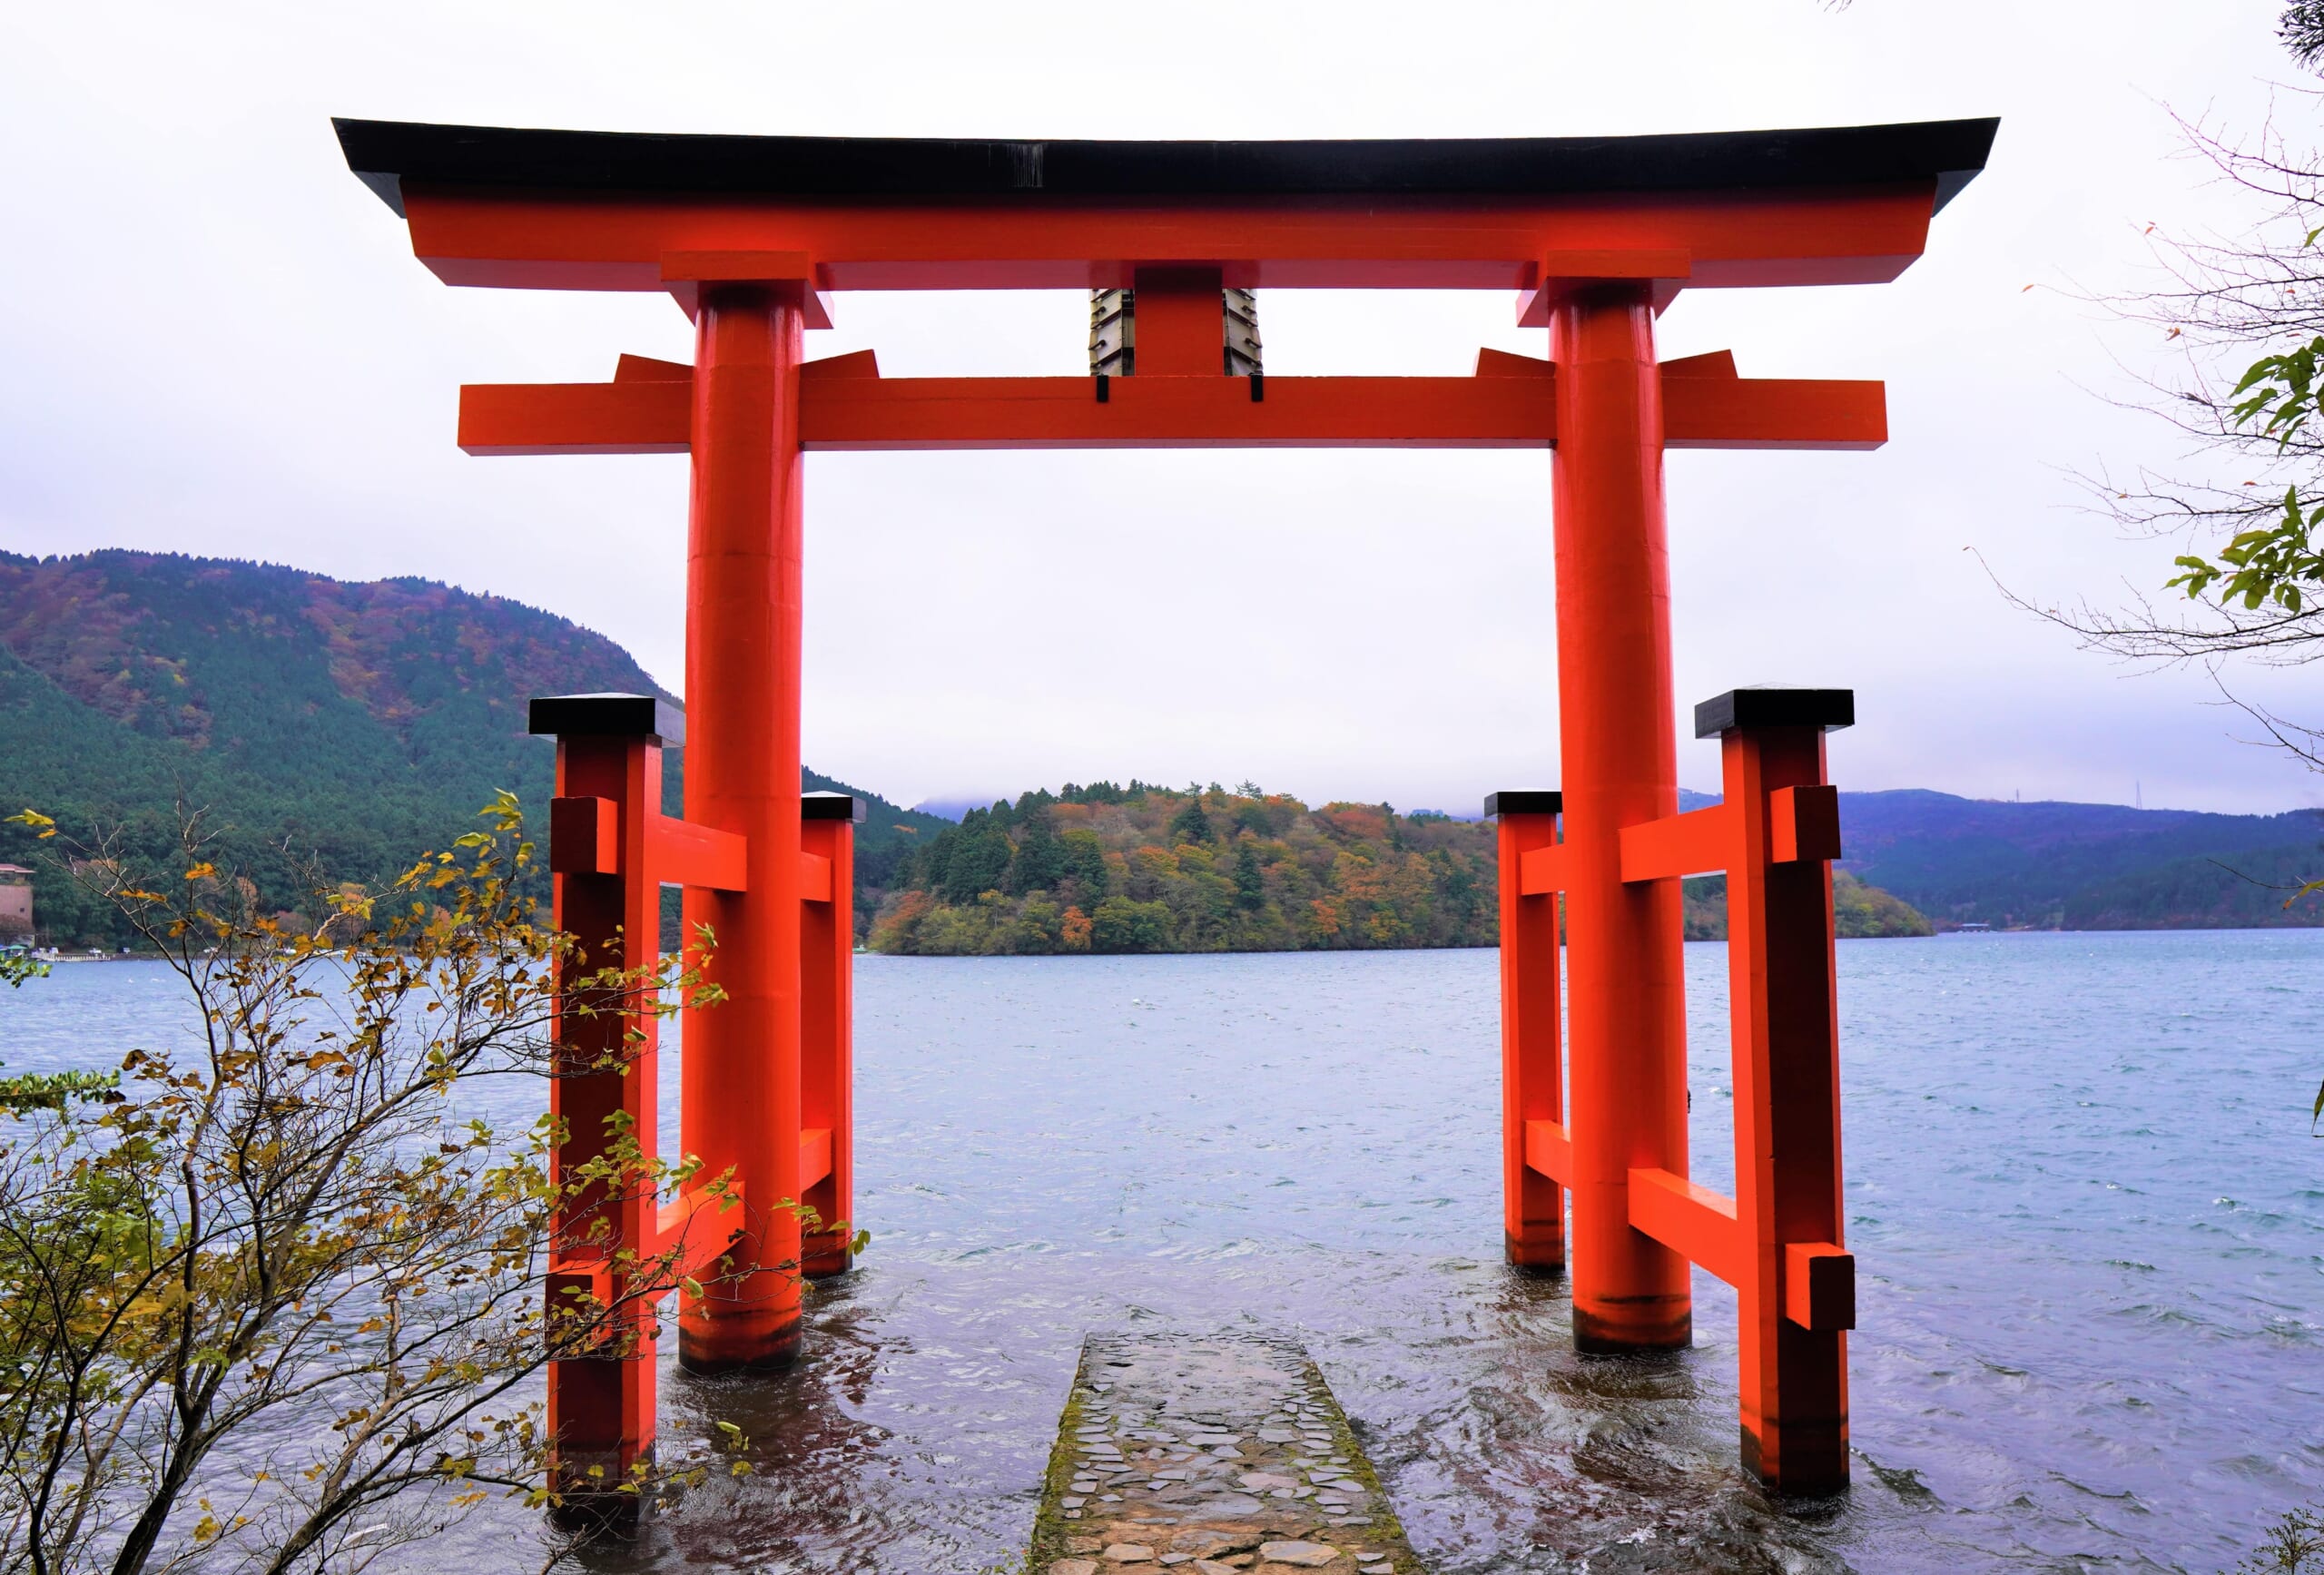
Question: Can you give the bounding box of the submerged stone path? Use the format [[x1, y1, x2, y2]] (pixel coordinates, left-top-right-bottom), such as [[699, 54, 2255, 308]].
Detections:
[[1027, 1334, 1425, 1575]]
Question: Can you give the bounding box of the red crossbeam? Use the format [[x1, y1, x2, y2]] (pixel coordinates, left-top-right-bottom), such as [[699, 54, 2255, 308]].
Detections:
[[1618, 784, 1844, 883], [547, 794, 749, 891], [1522, 1118, 1572, 1184], [399, 188, 1941, 294], [459, 351, 1883, 456], [798, 1126, 833, 1189], [651, 1185, 747, 1284], [1620, 803, 1734, 882], [1517, 843, 1566, 896], [1628, 1166, 1745, 1287]]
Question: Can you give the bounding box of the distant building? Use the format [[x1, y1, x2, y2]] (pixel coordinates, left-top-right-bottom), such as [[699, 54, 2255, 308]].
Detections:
[[0, 864, 30, 940]]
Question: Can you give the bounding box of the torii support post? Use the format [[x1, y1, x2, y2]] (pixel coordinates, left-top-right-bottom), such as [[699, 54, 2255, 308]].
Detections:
[[679, 261, 813, 1373], [1702, 687, 1855, 1494], [799, 791, 863, 1278], [1551, 282, 1692, 1354], [534, 693, 863, 1494], [538, 694, 669, 1498], [1585, 684, 1857, 1495], [1486, 791, 1567, 1271]]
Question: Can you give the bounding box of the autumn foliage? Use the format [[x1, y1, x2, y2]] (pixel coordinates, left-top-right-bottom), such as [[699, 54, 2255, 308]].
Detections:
[[869, 784, 1497, 956]]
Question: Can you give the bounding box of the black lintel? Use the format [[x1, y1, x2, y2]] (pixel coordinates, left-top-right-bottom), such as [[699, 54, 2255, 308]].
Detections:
[[332, 117, 1999, 220], [803, 792, 868, 823], [528, 692, 685, 746], [1692, 687, 1855, 739], [1484, 790, 1563, 818]]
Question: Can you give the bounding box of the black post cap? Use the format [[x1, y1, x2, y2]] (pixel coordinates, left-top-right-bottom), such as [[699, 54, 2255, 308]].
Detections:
[[1693, 686, 1854, 739], [803, 792, 868, 823], [1483, 790, 1562, 818], [527, 692, 686, 745]]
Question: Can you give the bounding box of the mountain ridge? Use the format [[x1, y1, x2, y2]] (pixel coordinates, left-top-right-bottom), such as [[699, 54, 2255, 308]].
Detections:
[[0, 548, 944, 944], [5, 548, 2319, 943]]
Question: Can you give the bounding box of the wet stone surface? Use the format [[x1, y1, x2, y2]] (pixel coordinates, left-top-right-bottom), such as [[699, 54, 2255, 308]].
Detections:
[[1030, 1334, 1422, 1575]]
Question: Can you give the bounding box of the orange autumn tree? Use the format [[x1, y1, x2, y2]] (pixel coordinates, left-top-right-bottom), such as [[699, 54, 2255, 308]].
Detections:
[[871, 784, 1495, 956]]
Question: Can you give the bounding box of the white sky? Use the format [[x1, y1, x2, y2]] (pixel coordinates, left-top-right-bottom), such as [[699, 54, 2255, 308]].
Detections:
[[2, 0, 2318, 814]]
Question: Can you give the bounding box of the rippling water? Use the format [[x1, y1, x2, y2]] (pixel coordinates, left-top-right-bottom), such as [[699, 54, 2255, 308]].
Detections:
[[5, 932, 2321, 1572]]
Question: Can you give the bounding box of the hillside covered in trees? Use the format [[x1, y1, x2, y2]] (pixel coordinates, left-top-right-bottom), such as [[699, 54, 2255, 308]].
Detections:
[[869, 784, 1940, 955], [872, 786, 1495, 954], [13, 547, 2304, 953], [0, 550, 941, 946], [1831, 789, 2324, 929]]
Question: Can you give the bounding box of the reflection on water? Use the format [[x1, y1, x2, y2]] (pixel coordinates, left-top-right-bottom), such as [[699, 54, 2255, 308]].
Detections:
[[6, 934, 2321, 1572]]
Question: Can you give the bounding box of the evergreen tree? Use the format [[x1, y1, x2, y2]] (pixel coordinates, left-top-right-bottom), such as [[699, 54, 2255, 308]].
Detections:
[[1008, 810, 1067, 894], [1168, 797, 1216, 846], [1233, 842, 1266, 911], [940, 809, 1013, 902], [1059, 828, 1110, 899]]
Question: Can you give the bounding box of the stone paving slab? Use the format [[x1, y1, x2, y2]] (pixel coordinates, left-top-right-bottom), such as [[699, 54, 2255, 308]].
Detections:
[[1027, 1334, 1424, 1575]]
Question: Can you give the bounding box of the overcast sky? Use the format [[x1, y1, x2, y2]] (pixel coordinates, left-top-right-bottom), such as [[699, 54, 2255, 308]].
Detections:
[[5, 0, 2320, 814]]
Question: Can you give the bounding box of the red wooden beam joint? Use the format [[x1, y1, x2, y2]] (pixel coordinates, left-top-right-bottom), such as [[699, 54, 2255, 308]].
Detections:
[[549, 795, 619, 875], [1783, 1242, 1856, 1332], [798, 851, 832, 903], [1617, 783, 1843, 883], [545, 1260, 615, 1350], [1628, 1166, 1745, 1288], [648, 813, 748, 892], [1619, 803, 1734, 882], [547, 795, 750, 891], [799, 1127, 833, 1188], [1522, 1118, 1572, 1184], [1516, 248, 1691, 326], [1517, 842, 1565, 896], [661, 249, 836, 329], [1769, 783, 1841, 863]]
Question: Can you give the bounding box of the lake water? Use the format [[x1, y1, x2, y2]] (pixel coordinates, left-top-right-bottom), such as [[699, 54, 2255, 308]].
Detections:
[[5, 933, 2321, 1573]]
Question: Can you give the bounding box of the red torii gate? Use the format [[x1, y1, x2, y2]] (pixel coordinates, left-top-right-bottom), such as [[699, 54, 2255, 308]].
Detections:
[[336, 114, 1994, 1500]]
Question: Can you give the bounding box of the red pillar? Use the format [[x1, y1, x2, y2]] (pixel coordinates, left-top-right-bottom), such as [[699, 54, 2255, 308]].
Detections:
[[680, 281, 809, 1372], [1712, 693, 1852, 1492], [1490, 792, 1566, 1270], [536, 695, 675, 1492], [799, 792, 859, 1277], [1551, 284, 1692, 1352]]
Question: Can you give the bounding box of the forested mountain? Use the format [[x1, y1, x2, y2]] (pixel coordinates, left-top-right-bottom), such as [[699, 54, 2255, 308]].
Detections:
[[0, 550, 941, 946], [870, 785, 1937, 955], [6, 547, 2306, 952], [873, 787, 1496, 954], [1830, 789, 2324, 929]]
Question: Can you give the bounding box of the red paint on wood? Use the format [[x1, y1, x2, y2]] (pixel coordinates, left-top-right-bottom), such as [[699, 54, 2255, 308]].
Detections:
[[1551, 285, 1692, 1354], [799, 811, 855, 1278], [1619, 803, 1735, 883], [1522, 1118, 1573, 1186], [1497, 808, 1566, 1271], [1720, 721, 1852, 1493], [1627, 1166, 1744, 1287], [676, 284, 808, 1374], [544, 732, 663, 1490]]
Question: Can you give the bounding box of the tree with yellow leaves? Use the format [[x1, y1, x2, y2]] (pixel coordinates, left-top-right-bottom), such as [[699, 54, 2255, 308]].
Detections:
[[0, 798, 777, 1574]]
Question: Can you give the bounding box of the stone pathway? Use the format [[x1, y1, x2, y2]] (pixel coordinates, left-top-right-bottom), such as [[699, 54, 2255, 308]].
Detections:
[[1028, 1334, 1424, 1575]]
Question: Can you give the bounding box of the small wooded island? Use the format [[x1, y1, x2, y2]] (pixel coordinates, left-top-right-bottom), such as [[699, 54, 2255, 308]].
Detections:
[[870, 784, 1933, 956]]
